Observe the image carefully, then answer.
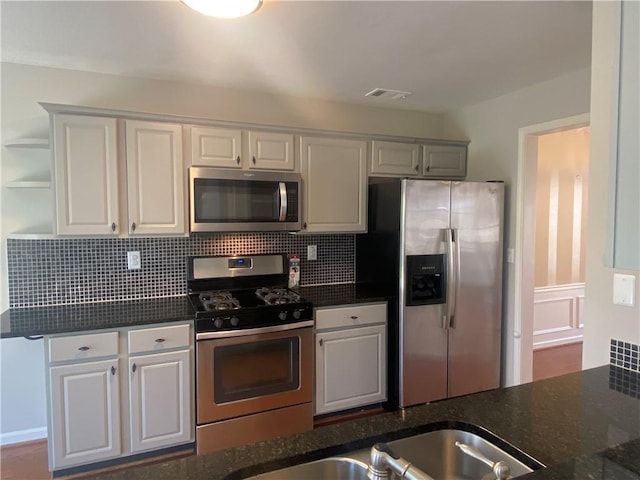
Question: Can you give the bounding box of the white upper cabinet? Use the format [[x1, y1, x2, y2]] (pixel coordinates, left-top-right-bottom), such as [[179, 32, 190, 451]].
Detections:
[[189, 126, 242, 169], [52, 114, 186, 236], [53, 114, 119, 235], [300, 136, 367, 233], [189, 126, 295, 171], [125, 120, 185, 235], [421, 144, 467, 178], [370, 140, 420, 176], [247, 131, 295, 171]]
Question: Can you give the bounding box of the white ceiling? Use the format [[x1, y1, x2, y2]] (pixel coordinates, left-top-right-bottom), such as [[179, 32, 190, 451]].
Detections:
[[1, 0, 592, 112]]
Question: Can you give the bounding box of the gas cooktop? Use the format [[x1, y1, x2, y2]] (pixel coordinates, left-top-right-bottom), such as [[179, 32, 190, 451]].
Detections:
[[187, 255, 313, 334]]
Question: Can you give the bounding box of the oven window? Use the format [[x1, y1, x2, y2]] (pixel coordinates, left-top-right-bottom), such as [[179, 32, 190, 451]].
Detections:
[[194, 178, 279, 223], [213, 337, 299, 403]]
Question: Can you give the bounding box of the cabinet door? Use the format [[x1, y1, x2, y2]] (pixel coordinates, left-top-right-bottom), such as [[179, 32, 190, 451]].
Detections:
[[189, 126, 242, 168], [49, 360, 121, 469], [422, 144, 467, 178], [129, 350, 192, 453], [371, 140, 420, 176], [53, 114, 119, 235], [300, 137, 367, 233], [125, 120, 185, 235], [315, 324, 386, 415], [247, 131, 295, 171]]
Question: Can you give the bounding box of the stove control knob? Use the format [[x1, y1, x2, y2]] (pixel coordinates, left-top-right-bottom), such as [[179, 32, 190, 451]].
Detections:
[[230, 316, 240, 327], [213, 318, 224, 329], [278, 311, 287, 321], [293, 309, 301, 320]]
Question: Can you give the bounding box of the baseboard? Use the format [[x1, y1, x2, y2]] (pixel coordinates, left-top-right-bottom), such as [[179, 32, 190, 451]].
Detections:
[[0, 427, 47, 446]]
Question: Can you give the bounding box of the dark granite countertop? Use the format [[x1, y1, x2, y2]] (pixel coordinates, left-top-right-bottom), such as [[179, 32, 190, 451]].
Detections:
[[86, 365, 640, 480], [297, 282, 396, 308], [0, 283, 393, 339], [0, 296, 195, 338]]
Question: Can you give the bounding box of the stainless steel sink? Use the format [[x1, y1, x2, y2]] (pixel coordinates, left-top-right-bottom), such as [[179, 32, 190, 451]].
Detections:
[[245, 457, 370, 480], [382, 428, 536, 479], [241, 425, 542, 480]]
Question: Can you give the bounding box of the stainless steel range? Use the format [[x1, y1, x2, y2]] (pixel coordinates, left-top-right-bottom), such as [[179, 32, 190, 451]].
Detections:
[[188, 254, 314, 454]]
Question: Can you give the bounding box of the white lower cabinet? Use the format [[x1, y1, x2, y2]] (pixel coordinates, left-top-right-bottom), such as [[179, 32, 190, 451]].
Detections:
[[314, 303, 387, 415], [129, 350, 191, 453], [46, 323, 193, 472], [49, 360, 121, 469]]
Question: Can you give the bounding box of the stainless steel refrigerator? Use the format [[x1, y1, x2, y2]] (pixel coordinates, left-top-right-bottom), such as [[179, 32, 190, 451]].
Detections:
[[356, 178, 504, 408]]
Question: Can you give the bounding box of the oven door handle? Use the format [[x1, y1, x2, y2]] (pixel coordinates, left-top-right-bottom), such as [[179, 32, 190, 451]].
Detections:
[[196, 320, 314, 340], [278, 182, 288, 222]]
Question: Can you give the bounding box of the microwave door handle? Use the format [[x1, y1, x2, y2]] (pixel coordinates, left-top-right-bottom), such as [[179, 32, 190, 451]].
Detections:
[[278, 182, 287, 221]]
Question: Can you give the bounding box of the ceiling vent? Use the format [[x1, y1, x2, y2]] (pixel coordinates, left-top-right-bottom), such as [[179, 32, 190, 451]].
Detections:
[[365, 88, 412, 100]]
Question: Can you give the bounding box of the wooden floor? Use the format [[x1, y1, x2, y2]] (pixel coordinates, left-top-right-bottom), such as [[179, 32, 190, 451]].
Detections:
[[2, 346, 583, 479], [532, 341, 583, 381]]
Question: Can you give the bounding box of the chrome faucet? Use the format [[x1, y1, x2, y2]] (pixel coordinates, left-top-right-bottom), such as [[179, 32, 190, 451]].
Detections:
[[455, 441, 511, 480], [367, 443, 435, 480]]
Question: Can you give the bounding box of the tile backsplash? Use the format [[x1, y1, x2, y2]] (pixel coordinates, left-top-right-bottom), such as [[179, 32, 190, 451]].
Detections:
[[610, 339, 640, 373], [6, 233, 354, 308]]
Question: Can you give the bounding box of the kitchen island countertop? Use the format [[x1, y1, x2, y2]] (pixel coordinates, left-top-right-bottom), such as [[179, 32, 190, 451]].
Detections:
[[86, 364, 640, 480]]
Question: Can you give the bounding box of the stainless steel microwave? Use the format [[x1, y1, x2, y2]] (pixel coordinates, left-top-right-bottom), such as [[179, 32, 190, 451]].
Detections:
[[189, 168, 302, 233]]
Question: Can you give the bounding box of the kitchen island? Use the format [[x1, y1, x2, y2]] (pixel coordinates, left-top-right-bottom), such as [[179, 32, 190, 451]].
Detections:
[[84, 364, 639, 480]]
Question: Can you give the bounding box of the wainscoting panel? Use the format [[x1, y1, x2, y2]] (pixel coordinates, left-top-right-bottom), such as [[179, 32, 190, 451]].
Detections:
[[533, 283, 585, 349]]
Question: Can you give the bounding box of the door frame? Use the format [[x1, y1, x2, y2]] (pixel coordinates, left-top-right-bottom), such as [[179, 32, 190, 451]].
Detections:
[[511, 113, 590, 386]]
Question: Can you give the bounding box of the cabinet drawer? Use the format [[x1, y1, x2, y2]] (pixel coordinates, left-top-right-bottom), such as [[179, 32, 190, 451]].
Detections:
[[315, 303, 386, 331], [49, 332, 119, 363], [128, 324, 191, 354]]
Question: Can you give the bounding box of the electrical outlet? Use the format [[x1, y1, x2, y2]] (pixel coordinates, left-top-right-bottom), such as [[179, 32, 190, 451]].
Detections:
[[307, 245, 317, 261], [127, 251, 141, 270]]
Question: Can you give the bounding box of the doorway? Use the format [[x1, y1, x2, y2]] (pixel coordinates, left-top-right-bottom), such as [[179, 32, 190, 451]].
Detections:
[[512, 113, 590, 385]]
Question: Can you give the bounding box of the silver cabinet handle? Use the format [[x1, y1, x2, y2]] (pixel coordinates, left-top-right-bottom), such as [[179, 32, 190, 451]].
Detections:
[[132, 363, 137, 373], [155, 338, 165, 343], [350, 316, 358, 320], [78, 346, 90, 351], [111, 366, 116, 375], [236, 155, 241, 165], [131, 222, 136, 232], [252, 156, 256, 164], [111, 222, 116, 232], [426, 164, 431, 172], [319, 338, 324, 347], [414, 164, 419, 172]]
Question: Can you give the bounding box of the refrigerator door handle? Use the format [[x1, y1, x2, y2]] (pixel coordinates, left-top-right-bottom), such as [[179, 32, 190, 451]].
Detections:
[[450, 228, 461, 329], [445, 228, 456, 329]]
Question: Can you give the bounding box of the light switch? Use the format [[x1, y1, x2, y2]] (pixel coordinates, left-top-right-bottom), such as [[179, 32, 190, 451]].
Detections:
[[613, 273, 636, 307]]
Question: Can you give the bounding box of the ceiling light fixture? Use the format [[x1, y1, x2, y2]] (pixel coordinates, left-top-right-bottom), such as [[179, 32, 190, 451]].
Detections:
[[181, 0, 262, 18]]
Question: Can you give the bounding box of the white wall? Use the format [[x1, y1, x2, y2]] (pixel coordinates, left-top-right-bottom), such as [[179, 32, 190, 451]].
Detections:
[[441, 68, 591, 386], [0, 62, 444, 443], [582, 1, 640, 369]]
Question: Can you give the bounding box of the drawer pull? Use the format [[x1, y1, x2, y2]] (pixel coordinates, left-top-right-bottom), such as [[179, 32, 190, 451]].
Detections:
[[350, 316, 358, 320], [155, 338, 166, 343], [132, 363, 137, 373], [319, 338, 324, 347], [111, 366, 116, 375], [78, 346, 90, 351]]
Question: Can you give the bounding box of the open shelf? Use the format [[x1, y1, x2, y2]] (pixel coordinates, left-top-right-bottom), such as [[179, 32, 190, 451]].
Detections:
[[5, 180, 52, 189], [4, 138, 50, 149]]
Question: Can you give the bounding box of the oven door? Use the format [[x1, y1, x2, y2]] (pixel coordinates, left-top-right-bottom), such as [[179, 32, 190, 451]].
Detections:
[[189, 168, 301, 233], [196, 325, 312, 424]]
